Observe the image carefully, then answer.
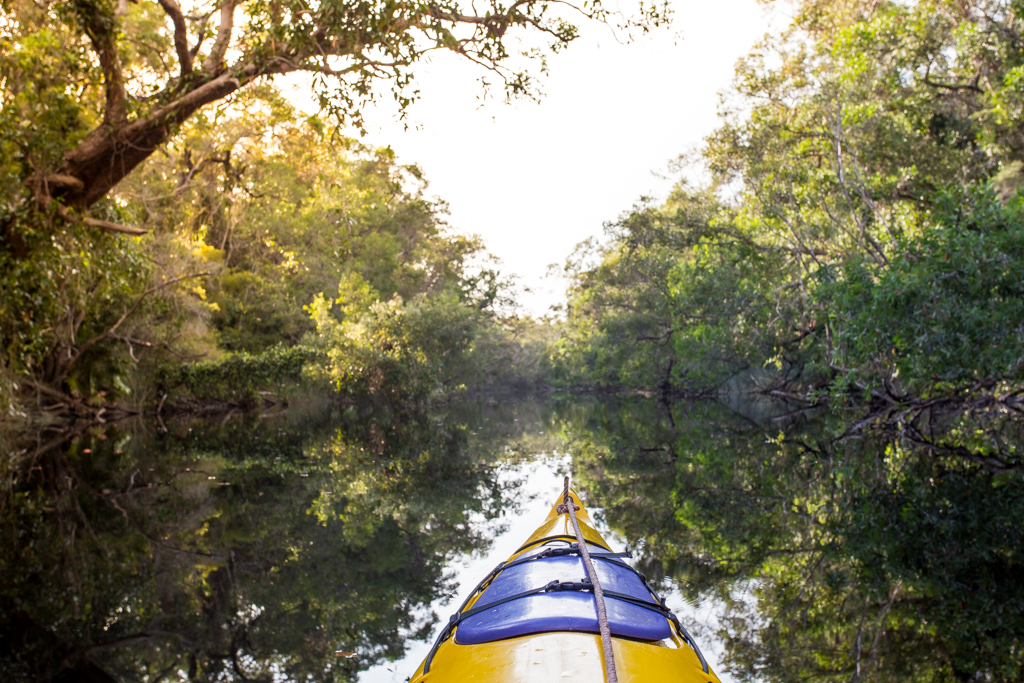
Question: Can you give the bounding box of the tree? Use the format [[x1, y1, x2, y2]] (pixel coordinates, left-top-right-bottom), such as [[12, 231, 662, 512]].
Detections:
[[2, 0, 669, 234], [0, 0, 661, 407], [554, 0, 1024, 402]]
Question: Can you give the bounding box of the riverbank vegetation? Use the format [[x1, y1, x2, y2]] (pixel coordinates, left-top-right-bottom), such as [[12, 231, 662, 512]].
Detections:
[[0, 0, 640, 418], [2, 90, 540, 415], [1, 85, 551, 418], [553, 0, 1024, 413], [6, 0, 1024, 421]]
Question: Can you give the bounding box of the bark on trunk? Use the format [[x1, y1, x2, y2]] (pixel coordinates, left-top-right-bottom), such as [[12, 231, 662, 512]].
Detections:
[[57, 71, 247, 208]]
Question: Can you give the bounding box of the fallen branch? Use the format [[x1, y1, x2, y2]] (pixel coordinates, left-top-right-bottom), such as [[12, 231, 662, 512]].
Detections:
[[771, 402, 827, 421]]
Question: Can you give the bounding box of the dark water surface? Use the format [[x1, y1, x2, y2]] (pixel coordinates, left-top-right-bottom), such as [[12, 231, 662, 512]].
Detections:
[[2, 395, 1022, 682]]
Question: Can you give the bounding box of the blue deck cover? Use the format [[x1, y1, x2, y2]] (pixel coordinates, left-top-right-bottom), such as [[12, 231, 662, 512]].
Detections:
[[454, 549, 672, 645]]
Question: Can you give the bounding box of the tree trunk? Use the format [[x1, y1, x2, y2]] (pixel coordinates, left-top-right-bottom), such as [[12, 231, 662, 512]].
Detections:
[[57, 71, 247, 209]]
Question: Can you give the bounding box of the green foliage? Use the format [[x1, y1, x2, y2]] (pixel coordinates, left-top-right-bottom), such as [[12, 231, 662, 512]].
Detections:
[[0, 9, 149, 398], [1, 0, 667, 205], [460, 314, 559, 391], [820, 185, 1024, 391], [0, 79, 541, 410], [210, 269, 310, 352], [846, 462, 1024, 680], [554, 185, 784, 391], [123, 92, 466, 356], [0, 218, 152, 395], [0, 15, 94, 202], [555, 0, 1024, 402], [166, 345, 319, 405], [126, 93, 536, 406], [306, 282, 490, 402], [0, 0, 571, 411]]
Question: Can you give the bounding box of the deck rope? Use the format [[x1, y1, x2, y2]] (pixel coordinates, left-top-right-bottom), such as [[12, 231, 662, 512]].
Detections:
[[558, 475, 619, 683]]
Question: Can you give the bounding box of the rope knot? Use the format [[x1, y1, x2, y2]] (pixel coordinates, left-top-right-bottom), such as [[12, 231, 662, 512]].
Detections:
[[556, 502, 581, 514]]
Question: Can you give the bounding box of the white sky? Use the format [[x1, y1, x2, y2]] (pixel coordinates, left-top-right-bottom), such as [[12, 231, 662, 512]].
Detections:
[[285, 0, 777, 316]]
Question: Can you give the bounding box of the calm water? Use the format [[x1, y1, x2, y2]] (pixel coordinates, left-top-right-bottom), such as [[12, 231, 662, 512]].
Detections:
[[2, 394, 1022, 682]]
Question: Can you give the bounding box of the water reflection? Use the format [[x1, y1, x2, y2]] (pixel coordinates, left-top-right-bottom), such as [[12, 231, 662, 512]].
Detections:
[[1, 398, 533, 682], [564, 398, 1024, 683], [2, 395, 1021, 682]]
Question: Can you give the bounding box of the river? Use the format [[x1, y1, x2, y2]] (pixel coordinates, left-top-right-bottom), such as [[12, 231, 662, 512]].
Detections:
[[2, 394, 1022, 681]]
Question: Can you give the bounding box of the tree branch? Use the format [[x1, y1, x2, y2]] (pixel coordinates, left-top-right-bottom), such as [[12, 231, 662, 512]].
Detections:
[[189, 11, 214, 59], [61, 69, 245, 206], [110, 333, 204, 361], [157, 0, 193, 75], [175, 152, 231, 192], [84, 216, 150, 235], [42, 174, 85, 192], [921, 64, 983, 94], [53, 203, 149, 236], [63, 272, 209, 376], [51, 0, 597, 209], [203, 0, 236, 74], [78, 2, 129, 124]]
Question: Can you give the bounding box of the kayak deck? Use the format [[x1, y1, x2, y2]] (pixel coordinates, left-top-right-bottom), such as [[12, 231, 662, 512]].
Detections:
[[409, 489, 720, 683]]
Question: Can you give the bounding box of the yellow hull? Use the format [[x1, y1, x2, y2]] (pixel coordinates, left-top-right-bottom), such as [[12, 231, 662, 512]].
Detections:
[[410, 490, 721, 683]]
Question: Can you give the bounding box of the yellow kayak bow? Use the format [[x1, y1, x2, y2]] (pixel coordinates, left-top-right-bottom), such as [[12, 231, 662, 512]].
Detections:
[[409, 486, 721, 683]]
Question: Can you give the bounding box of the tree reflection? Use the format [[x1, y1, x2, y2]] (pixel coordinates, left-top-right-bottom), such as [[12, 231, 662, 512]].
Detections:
[[5, 396, 1020, 682], [1, 399, 524, 682], [560, 397, 1024, 682]]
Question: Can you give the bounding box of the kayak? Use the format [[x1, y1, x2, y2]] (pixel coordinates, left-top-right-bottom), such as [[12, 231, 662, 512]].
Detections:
[[409, 485, 720, 682]]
